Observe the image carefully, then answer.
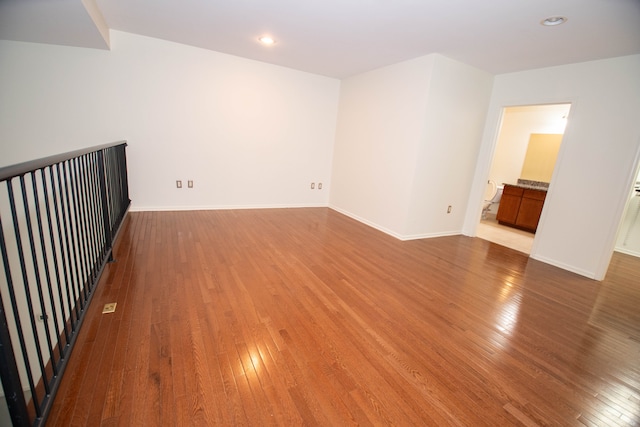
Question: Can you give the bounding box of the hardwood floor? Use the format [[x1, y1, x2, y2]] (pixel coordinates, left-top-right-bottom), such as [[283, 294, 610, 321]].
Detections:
[[46, 208, 640, 426]]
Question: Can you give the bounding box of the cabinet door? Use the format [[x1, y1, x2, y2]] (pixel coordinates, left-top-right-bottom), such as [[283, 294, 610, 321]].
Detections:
[[515, 197, 545, 231], [496, 193, 521, 224]]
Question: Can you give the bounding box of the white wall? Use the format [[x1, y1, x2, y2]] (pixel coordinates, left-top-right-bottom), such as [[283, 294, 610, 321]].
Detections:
[[330, 54, 492, 239], [0, 31, 340, 210], [465, 55, 640, 279], [329, 55, 435, 237], [4, 31, 639, 280], [404, 55, 493, 238]]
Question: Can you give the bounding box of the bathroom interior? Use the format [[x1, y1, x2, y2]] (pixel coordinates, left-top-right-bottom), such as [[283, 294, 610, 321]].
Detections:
[[478, 103, 640, 258]]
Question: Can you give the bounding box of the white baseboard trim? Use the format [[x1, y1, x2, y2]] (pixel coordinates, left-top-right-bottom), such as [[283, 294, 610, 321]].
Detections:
[[614, 247, 640, 258], [129, 203, 328, 212], [529, 254, 598, 280], [328, 206, 461, 241], [400, 230, 463, 241], [328, 206, 404, 239], [129, 203, 462, 242]]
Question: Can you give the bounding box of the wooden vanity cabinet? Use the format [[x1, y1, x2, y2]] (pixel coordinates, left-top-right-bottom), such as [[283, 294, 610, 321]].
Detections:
[[516, 189, 546, 231], [495, 185, 523, 224], [496, 184, 546, 232]]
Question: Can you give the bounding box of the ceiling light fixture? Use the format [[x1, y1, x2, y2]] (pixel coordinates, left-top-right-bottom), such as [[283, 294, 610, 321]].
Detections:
[[258, 36, 276, 45], [541, 16, 567, 26]]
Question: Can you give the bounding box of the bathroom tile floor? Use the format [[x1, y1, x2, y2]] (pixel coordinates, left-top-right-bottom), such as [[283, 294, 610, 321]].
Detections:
[[476, 216, 534, 254]]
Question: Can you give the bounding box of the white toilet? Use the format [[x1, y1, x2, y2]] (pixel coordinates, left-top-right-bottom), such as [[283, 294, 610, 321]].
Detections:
[[482, 180, 503, 219]]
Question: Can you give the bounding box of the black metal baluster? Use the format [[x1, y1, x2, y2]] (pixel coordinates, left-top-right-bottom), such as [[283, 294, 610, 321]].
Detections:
[[37, 168, 64, 369], [120, 145, 131, 220], [0, 211, 31, 427], [87, 153, 104, 278], [97, 150, 113, 263], [69, 158, 89, 306], [76, 156, 93, 302], [77, 155, 96, 285], [85, 153, 100, 277], [7, 178, 43, 417], [103, 149, 115, 235], [19, 174, 54, 397], [46, 166, 71, 350], [84, 154, 99, 290], [28, 171, 59, 389], [92, 153, 107, 261], [49, 163, 73, 348], [60, 161, 82, 326], [109, 148, 120, 231], [55, 162, 77, 327], [95, 152, 109, 259], [115, 147, 124, 226]]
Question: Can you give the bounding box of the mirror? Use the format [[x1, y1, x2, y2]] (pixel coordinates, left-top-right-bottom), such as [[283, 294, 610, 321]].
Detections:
[[520, 133, 563, 183]]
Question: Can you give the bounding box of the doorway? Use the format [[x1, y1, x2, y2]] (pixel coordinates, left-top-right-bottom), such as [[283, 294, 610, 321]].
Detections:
[[477, 103, 571, 253], [614, 166, 640, 257]]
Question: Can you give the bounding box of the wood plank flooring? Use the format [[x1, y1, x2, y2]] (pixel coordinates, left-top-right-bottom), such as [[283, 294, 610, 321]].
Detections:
[[46, 208, 640, 426]]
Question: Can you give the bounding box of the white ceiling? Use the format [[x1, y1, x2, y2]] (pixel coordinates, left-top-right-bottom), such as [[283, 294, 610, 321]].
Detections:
[[1, 0, 639, 78]]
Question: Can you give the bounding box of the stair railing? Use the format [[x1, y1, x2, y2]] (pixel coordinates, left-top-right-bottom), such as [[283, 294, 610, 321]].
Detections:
[[0, 141, 130, 426]]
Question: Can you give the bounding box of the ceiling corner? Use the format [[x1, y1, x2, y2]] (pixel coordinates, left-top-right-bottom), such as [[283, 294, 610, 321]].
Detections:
[[82, 0, 110, 49]]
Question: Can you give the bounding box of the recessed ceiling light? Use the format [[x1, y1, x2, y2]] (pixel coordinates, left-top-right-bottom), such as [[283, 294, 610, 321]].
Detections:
[[541, 16, 567, 26], [258, 36, 276, 45]]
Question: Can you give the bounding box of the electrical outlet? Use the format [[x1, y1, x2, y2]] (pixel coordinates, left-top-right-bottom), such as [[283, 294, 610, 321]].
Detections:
[[311, 182, 315, 189], [318, 183, 322, 190], [447, 205, 452, 214], [176, 180, 182, 188], [188, 180, 193, 188]]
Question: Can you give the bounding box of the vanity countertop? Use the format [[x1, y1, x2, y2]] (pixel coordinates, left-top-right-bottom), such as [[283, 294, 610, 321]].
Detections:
[[503, 179, 549, 192]]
